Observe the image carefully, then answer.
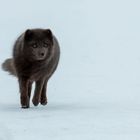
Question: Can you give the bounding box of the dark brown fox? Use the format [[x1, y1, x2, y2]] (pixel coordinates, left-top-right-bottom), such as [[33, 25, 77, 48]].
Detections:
[[2, 28, 60, 108]]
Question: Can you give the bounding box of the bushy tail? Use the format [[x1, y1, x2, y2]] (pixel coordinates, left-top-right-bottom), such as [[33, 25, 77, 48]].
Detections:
[[2, 58, 17, 76]]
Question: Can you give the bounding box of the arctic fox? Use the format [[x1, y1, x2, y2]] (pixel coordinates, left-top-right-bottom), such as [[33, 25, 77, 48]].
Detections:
[[2, 29, 60, 108]]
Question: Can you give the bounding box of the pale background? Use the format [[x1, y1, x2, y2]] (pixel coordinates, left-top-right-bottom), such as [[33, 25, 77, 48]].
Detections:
[[0, 0, 140, 139]]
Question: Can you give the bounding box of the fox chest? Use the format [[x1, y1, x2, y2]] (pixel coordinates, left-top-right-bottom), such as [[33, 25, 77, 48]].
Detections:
[[16, 62, 48, 81]]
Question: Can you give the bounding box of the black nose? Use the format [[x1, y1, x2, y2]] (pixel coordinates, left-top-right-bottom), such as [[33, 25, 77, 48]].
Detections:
[[40, 53, 44, 56]]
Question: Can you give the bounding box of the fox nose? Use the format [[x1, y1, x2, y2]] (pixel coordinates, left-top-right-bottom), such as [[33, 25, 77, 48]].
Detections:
[[39, 52, 45, 57], [41, 53, 44, 56]]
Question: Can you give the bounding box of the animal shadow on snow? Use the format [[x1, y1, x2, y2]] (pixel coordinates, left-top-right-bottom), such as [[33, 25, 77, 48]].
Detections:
[[0, 102, 86, 112]]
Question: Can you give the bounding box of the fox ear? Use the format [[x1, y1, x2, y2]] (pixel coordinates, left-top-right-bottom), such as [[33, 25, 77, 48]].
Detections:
[[24, 29, 33, 41], [44, 29, 53, 42]]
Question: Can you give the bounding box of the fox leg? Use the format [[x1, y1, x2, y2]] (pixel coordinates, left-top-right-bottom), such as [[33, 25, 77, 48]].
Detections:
[[32, 79, 44, 106], [28, 81, 32, 100], [19, 77, 30, 108], [40, 79, 48, 105]]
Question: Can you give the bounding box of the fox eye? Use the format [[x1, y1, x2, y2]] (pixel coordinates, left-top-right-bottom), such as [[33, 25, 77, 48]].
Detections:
[[44, 42, 48, 48], [32, 44, 37, 48]]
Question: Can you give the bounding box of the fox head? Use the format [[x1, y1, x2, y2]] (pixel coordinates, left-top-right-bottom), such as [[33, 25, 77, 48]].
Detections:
[[23, 29, 53, 61]]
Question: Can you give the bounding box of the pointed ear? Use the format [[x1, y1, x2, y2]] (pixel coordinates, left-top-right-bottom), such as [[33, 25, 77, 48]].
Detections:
[[44, 29, 53, 42], [24, 29, 33, 41]]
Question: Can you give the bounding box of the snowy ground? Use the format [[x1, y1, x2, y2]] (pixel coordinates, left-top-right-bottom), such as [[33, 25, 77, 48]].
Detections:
[[0, 0, 140, 139]]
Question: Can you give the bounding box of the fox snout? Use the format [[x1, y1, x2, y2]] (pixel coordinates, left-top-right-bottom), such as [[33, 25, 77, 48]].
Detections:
[[39, 52, 45, 57], [34, 49, 47, 60]]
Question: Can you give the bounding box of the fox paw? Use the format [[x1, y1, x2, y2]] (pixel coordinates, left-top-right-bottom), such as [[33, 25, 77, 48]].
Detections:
[[32, 98, 39, 106]]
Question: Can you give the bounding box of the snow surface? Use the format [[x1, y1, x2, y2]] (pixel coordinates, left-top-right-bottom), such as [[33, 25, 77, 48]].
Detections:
[[0, 0, 140, 139]]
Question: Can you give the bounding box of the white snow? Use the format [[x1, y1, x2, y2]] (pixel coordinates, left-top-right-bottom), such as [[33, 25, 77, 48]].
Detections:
[[0, 0, 140, 139]]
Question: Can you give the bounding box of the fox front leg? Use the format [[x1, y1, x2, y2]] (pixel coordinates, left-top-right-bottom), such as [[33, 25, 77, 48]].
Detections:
[[40, 79, 48, 105], [19, 78, 30, 108], [32, 79, 44, 106]]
